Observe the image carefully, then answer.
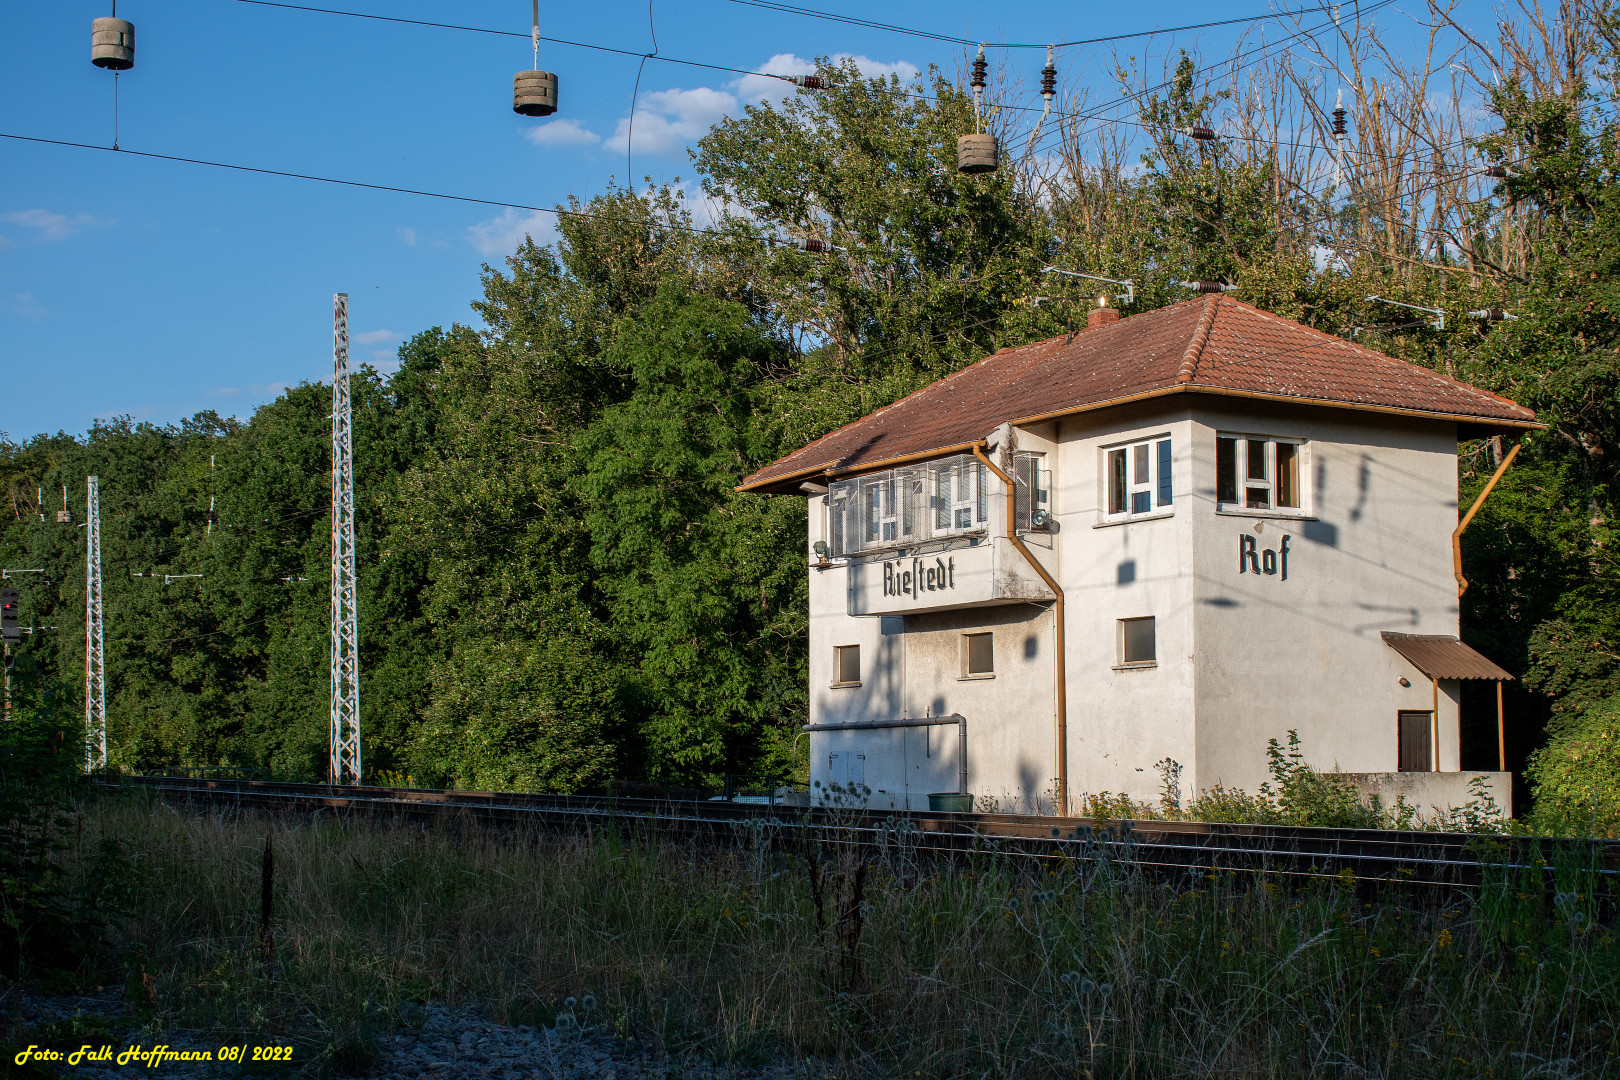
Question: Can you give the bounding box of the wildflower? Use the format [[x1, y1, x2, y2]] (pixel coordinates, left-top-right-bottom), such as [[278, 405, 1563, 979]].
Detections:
[[1437, 929, 1452, 948]]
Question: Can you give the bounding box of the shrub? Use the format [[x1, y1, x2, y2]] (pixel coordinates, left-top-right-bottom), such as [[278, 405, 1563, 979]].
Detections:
[[0, 654, 131, 981], [1527, 691, 1620, 838]]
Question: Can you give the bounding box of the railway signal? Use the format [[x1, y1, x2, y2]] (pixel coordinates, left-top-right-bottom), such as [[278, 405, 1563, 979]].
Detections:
[[1, 588, 19, 644]]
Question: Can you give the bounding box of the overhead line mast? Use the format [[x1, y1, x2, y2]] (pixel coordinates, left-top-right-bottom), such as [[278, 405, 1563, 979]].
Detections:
[[86, 476, 107, 771], [329, 293, 361, 785]]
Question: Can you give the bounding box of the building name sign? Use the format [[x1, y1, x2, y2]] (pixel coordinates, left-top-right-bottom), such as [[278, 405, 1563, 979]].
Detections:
[[848, 540, 1047, 616], [883, 556, 956, 599], [1239, 533, 1292, 580]]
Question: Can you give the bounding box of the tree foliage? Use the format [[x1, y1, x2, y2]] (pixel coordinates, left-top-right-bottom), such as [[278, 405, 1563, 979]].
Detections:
[[1, 32, 1618, 825]]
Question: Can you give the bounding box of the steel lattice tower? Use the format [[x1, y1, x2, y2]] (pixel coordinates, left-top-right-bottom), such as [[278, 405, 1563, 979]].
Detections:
[[329, 293, 361, 785], [85, 475, 106, 771]]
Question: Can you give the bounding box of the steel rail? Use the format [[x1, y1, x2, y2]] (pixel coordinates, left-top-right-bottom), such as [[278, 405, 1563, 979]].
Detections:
[[107, 776, 1620, 895]]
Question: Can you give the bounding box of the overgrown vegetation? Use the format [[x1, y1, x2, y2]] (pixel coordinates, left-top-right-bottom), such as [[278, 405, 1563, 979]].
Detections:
[[1067, 732, 1509, 832], [1, 2, 1618, 832], [0, 658, 130, 983], [20, 794, 1617, 1077]]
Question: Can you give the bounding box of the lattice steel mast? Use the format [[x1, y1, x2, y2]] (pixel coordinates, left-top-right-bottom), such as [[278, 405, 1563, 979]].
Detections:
[[329, 293, 361, 785], [85, 475, 107, 771]]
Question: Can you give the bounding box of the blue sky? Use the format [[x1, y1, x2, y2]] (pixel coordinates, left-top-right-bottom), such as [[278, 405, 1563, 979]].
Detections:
[[1, 0, 1493, 439]]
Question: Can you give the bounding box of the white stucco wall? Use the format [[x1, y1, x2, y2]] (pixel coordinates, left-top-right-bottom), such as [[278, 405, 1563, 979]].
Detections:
[[1185, 401, 1462, 795], [803, 395, 1474, 815]]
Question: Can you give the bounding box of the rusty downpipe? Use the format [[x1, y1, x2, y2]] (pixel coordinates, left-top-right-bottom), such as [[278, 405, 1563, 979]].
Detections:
[[1453, 438, 1522, 597], [973, 441, 1068, 815]]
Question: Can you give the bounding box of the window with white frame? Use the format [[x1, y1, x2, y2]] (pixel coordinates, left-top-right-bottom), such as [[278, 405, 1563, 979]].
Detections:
[[933, 456, 989, 534], [1104, 436, 1173, 520], [1216, 435, 1305, 513], [825, 454, 990, 557]]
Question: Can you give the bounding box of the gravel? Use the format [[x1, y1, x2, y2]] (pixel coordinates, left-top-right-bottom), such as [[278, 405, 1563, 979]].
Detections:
[[5, 992, 836, 1080]]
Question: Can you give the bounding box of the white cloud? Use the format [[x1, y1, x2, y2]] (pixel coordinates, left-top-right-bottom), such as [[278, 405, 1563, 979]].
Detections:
[[398, 226, 418, 246], [608, 86, 739, 158], [467, 208, 559, 257], [605, 54, 921, 161], [354, 329, 401, 345], [249, 381, 293, 396], [525, 118, 602, 148], [3, 209, 98, 241], [8, 293, 46, 319]]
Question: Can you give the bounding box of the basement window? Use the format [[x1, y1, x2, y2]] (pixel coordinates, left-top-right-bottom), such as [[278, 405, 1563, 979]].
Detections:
[[832, 645, 861, 687], [1104, 437, 1173, 521], [1118, 617, 1156, 667], [1217, 435, 1306, 514], [963, 632, 994, 678]]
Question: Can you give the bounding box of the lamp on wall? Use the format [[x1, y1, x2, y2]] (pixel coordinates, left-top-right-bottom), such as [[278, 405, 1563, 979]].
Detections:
[[813, 540, 830, 563]]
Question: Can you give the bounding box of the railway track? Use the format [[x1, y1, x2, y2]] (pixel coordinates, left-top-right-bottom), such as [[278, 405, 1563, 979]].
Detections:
[[107, 775, 1620, 896]]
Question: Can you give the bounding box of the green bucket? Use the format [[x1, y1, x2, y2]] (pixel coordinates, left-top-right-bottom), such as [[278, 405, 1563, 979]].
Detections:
[[928, 792, 974, 813]]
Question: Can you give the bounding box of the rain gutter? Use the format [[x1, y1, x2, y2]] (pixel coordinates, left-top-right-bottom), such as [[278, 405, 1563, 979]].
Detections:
[[1453, 438, 1522, 597], [972, 440, 1068, 815]]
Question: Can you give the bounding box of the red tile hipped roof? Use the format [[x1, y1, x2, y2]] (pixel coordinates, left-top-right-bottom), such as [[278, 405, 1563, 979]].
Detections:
[[739, 295, 1540, 493]]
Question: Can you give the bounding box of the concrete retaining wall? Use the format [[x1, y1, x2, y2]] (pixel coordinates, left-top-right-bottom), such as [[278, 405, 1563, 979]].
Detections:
[[1335, 771, 1512, 819]]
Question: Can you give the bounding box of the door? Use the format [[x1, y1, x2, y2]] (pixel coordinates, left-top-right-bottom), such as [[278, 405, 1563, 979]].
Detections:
[[826, 752, 867, 803], [1398, 711, 1432, 772]]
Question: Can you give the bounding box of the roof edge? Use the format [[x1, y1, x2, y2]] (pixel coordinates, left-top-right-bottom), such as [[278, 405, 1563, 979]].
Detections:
[[1176, 294, 1219, 383], [1009, 383, 1546, 433], [735, 440, 987, 493]]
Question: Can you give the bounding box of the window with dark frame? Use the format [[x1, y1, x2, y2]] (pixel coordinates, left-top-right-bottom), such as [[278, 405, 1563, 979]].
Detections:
[[1216, 435, 1304, 513], [833, 644, 861, 686], [1119, 617, 1156, 665], [964, 632, 994, 676], [1397, 710, 1433, 772]]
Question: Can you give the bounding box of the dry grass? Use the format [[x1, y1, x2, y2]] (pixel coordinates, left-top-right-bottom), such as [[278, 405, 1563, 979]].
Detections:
[[55, 791, 1620, 1078]]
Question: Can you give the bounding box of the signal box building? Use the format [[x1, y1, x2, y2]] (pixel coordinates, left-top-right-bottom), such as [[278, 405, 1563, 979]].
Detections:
[[738, 295, 1540, 816]]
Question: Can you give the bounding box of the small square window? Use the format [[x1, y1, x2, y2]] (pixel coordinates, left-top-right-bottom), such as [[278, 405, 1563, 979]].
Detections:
[[964, 632, 994, 676], [1119, 617, 1156, 666], [833, 645, 861, 686]]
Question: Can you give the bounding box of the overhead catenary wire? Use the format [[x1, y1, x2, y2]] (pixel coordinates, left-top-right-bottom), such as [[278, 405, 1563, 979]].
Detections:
[[716, 0, 1378, 50], [0, 131, 787, 246], [228, 0, 1417, 163], [627, 0, 660, 185]]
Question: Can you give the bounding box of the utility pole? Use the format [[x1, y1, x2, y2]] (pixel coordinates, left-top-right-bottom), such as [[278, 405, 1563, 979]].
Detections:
[[2, 586, 17, 722], [85, 475, 107, 771], [329, 293, 361, 785]]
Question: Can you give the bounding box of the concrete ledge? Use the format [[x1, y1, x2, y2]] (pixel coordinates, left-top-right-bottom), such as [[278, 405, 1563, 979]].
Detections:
[[1335, 771, 1512, 818]]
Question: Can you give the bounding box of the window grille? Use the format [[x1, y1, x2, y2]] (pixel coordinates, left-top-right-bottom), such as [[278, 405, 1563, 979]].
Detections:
[[932, 455, 990, 536], [826, 455, 990, 556], [1013, 452, 1052, 532]]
